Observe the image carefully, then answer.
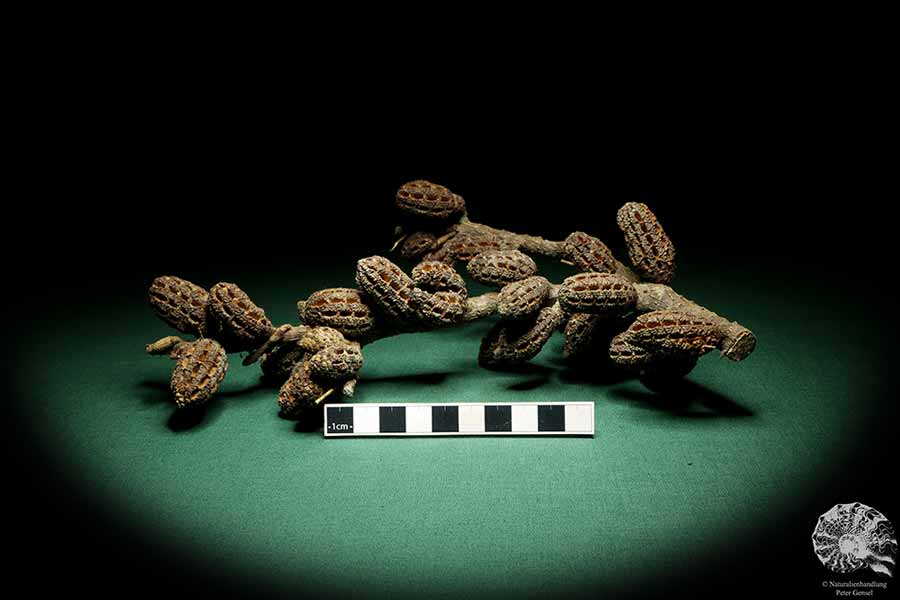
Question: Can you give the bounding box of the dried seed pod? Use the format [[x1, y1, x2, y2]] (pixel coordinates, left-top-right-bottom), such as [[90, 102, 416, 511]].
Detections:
[[242, 324, 310, 368], [633, 282, 756, 361], [625, 310, 721, 356], [497, 276, 550, 320], [309, 342, 363, 381], [409, 289, 466, 326], [608, 333, 654, 368], [563, 232, 617, 274], [278, 361, 330, 418], [609, 334, 700, 389], [421, 245, 454, 264], [300, 288, 376, 340], [479, 303, 564, 367], [467, 249, 537, 287], [148, 276, 210, 336], [355, 256, 419, 325], [564, 314, 634, 360], [411, 261, 467, 298], [298, 326, 348, 354], [170, 338, 228, 409], [563, 313, 604, 359], [395, 180, 465, 221], [420, 229, 460, 263], [260, 342, 307, 382], [208, 283, 274, 352], [557, 273, 637, 316], [609, 329, 700, 386], [399, 231, 437, 259], [617, 202, 676, 283], [146, 335, 189, 357], [444, 233, 515, 263]]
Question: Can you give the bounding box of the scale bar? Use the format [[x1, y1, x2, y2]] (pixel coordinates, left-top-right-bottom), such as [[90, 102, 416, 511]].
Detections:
[[323, 402, 594, 437]]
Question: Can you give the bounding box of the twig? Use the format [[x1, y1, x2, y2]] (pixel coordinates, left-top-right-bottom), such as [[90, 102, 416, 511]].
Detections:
[[314, 388, 334, 405], [633, 284, 756, 361]]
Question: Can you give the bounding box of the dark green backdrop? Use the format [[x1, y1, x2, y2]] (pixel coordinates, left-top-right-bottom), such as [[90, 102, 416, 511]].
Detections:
[[6, 72, 896, 597], [10, 251, 896, 598]]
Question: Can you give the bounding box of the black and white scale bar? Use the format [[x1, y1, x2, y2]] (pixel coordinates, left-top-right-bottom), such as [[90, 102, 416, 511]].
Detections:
[[323, 402, 594, 437]]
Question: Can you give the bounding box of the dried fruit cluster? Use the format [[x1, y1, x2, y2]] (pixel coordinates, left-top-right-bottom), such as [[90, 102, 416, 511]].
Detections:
[[146, 180, 756, 419], [146, 277, 364, 414], [387, 182, 755, 380], [146, 277, 275, 409]]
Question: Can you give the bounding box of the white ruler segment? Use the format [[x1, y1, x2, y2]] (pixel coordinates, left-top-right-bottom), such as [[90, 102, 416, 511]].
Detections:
[[323, 402, 594, 437]]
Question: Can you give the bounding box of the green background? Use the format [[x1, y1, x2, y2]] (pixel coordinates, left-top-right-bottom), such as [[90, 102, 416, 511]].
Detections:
[[14, 257, 890, 598]]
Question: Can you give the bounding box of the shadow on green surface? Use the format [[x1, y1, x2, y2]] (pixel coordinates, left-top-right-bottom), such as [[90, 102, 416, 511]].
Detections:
[[611, 379, 755, 418], [488, 363, 555, 390], [507, 376, 550, 391], [136, 380, 173, 407], [490, 355, 633, 388], [361, 371, 453, 386], [167, 404, 215, 431], [137, 380, 271, 432], [480, 362, 555, 377], [289, 404, 325, 433], [137, 362, 754, 434], [556, 363, 634, 387]]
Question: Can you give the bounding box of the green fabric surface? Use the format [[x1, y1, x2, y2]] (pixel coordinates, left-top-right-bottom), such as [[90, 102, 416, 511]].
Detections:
[[15, 259, 884, 598]]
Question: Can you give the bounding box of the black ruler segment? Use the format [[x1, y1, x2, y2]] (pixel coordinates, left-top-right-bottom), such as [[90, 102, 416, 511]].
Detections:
[[379, 406, 406, 433], [324, 402, 594, 437], [432, 405, 459, 432], [538, 405, 565, 431], [485, 405, 512, 432], [326, 406, 354, 434]]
